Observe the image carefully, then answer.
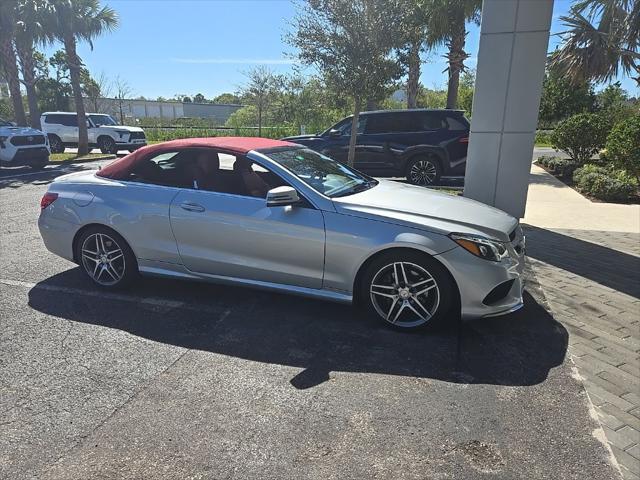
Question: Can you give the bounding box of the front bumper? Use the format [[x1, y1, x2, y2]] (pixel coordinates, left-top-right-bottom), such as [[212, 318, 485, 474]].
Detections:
[[0, 146, 50, 166], [115, 140, 146, 150], [436, 239, 526, 320]]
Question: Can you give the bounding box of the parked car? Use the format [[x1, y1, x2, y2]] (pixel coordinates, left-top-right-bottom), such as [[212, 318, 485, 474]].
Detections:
[[38, 137, 525, 331], [0, 118, 50, 170], [282, 109, 470, 185], [40, 112, 147, 154]]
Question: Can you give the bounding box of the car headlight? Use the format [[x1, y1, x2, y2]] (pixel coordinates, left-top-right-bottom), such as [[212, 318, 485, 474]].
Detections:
[[115, 131, 128, 138], [449, 233, 509, 262]]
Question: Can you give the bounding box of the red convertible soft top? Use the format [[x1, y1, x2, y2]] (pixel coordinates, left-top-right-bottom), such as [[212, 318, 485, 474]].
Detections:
[[97, 137, 297, 179]]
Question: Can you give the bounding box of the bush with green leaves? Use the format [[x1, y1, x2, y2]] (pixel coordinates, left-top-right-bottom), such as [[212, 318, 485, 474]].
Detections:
[[550, 113, 609, 165], [604, 114, 640, 183], [573, 164, 637, 202], [537, 155, 579, 178]]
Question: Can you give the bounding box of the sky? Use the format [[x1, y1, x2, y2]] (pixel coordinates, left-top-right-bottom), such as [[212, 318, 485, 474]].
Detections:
[[43, 0, 639, 100]]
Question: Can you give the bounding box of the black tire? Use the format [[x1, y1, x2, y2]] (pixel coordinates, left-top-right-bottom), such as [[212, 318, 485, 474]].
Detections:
[[98, 136, 118, 154], [75, 226, 138, 289], [406, 155, 442, 186], [48, 135, 64, 153], [358, 250, 454, 331], [30, 162, 47, 171]]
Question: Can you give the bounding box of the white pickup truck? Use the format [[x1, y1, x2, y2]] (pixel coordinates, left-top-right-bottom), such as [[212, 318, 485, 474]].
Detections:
[[40, 112, 147, 154], [0, 118, 50, 169]]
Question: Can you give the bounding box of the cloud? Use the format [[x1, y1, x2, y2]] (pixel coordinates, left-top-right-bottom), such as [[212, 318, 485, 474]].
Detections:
[[170, 57, 297, 65]]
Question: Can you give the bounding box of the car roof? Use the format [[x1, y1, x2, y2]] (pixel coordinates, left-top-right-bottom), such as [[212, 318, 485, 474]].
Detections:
[[360, 108, 466, 116], [97, 137, 299, 179], [41, 112, 107, 115]]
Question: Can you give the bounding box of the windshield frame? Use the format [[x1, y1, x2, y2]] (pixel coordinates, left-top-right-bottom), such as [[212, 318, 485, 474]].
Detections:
[[259, 146, 377, 199]]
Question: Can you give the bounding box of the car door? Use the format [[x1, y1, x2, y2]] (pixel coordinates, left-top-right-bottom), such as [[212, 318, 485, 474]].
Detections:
[[60, 114, 78, 143], [356, 113, 398, 172], [169, 151, 326, 289]]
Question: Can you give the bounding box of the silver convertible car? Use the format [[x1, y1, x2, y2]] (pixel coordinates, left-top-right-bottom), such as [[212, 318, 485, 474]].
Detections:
[[38, 137, 526, 330]]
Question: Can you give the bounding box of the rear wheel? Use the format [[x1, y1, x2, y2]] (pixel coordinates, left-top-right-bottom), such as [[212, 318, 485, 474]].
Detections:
[[406, 155, 441, 186], [358, 250, 453, 330], [99, 136, 118, 154], [48, 135, 64, 154], [75, 226, 137, 289]]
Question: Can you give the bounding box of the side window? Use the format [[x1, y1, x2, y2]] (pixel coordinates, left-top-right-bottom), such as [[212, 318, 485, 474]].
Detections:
[[418, 113, 447, 131], [44, 115, 57, 124], [128, 151, 182, 186], [446, 115, 469, 131], [341, 116, 367, 136], [61, 115, 78, 127], [364, 114, 396, 134]]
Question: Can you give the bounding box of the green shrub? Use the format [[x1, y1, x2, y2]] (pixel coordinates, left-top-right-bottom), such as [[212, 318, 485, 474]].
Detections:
[[605, 114, 640, 183], [535, 130, 553, 145], [536, 155, 578, 178], [573, 164, 637, 202], [550, 113, 609, 165]]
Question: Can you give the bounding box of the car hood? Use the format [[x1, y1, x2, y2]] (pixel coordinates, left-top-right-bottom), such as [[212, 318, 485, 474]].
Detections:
[[0, 126, 45, 136], [99, 125, 144, 133], [331, 179, 518, 241]]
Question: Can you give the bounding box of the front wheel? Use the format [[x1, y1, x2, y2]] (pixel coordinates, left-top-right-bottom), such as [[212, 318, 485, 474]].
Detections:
[[99, 136, 118, 155], [359, 251, 453, 330], [48, 135, 64, 154], [76, 227, 138, 289], [406, 155, 441, 186]]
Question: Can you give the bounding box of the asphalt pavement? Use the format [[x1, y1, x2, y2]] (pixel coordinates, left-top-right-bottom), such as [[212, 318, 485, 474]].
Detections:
[[0, 157, 620, 479]]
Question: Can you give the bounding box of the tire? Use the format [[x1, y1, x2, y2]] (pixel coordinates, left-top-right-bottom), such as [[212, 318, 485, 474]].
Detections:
[[406, 155, 442, 186], [358, 250, 453, 331], [75, 226, 138, 289], [98, 136, 118, 155], [48, 135, 64, 154]]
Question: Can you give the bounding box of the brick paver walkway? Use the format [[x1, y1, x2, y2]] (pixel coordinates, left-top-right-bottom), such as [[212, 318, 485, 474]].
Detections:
[[526, 226, 640, 479]]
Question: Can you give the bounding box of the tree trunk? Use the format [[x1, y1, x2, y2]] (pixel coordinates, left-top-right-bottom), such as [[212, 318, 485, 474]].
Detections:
[[0, 38, 27, 126], [407, 41, 420, 109], [347, 97, 362, 167], [365, 99, 378, 111], [446, 11, 467, 110], [65, 35, 89, 155], [16, 41, 41, 129], [258, 103, 262, 137]]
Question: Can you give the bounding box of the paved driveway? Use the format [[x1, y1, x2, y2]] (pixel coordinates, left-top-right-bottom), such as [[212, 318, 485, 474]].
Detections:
[[0, 164, 618, 479]]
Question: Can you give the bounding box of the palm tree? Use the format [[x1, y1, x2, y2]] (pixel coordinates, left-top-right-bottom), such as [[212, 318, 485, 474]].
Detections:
[[424, 0, 482, 109], [0, 0, 28, 126], [398, 0, 429, 109], [48, 0, 118, 154], [15, 0, 54, 129], [550, 0, 639, 86]]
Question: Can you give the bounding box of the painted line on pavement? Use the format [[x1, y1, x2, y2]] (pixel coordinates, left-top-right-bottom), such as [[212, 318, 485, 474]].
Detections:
[[0, 278, 232, 319]]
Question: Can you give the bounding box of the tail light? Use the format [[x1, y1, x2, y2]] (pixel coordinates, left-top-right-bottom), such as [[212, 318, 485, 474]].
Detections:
[[459, 136, 469, 144], [40, 192, 58, 210]]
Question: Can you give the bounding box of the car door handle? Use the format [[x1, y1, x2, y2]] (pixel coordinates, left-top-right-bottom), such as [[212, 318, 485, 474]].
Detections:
[[180, 201, 205, 213]]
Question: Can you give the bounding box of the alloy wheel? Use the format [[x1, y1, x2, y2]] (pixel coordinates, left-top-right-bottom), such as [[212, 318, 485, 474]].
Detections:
[[409, 159, 438, 185], [80, 233, 126, 286], [369, 261, 440, 328]]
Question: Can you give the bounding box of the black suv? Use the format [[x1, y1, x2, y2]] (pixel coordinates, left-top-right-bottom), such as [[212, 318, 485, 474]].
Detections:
[[283, 109, 469, 185]]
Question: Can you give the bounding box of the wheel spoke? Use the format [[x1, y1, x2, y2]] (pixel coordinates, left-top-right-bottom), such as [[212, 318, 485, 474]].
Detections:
[[104, 263, 119, 281], [411, 296, 432, 320], [415, 284, 436, 297], [406, 301, 428, 321], [398, 263, 409, 284], [386, 298, 404, 323], [371, 289, 397, 300], [412, 277, 434, 289], [108, 252, 123, 262]]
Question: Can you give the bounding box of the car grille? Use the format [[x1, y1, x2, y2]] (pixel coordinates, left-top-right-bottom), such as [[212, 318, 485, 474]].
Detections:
[[10, 135, 46, 146], [129, 131, 146, 140]]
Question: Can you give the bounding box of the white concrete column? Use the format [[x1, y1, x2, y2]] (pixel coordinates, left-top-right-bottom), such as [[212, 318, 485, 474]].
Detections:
[[463, 0, 554, 218]]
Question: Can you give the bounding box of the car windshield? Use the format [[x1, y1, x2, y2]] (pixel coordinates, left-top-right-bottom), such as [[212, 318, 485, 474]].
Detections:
[[265, 147, 377, 198], [89, 114, 118, 126]]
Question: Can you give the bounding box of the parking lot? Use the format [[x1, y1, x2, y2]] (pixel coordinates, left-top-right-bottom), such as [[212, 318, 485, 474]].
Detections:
[[0, 162, 618, 479]]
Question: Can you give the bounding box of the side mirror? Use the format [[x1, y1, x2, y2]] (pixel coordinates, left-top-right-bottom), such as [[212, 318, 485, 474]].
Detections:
[[266, 186, 300, 207], [328, 128, 341, 138], [10, 121, 16, 127]]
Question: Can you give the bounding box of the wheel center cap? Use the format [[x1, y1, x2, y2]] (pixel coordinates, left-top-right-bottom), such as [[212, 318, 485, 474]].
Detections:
[[100, 255, 108, 263], [399, 288, 410, 299]]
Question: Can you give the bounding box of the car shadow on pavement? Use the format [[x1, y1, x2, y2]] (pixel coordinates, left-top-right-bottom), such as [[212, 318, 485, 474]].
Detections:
[[524, 225, 640, 299], [28, 268, 568, 390]]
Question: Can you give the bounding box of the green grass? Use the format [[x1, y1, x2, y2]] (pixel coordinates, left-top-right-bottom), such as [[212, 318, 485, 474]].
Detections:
[[49, 153, 116, 163]]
